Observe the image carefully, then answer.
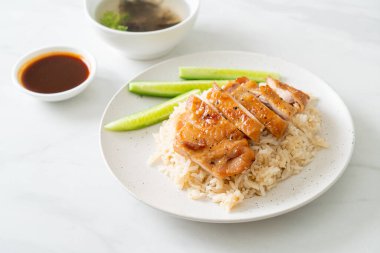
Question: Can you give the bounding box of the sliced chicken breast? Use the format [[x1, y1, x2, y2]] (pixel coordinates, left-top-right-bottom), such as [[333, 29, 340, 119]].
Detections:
[[245, 84, 297, 120], [205, 84, 264, 143], [174, 95, 255, 178], [224, 81, 288, 139], [266, 77, 310, 111]]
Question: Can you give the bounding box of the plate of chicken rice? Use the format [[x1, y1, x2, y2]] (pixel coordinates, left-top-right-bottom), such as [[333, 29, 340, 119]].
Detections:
[[100, 51, 354, 223]]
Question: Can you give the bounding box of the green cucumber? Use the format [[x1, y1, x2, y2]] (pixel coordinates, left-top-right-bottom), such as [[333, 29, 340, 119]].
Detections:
[[129, 80, 230, 97], [104, 89, 201, 131], [179, 67, 280, 82]]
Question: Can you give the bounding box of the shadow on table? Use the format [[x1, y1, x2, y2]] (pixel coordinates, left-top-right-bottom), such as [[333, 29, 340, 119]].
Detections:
[[150, 161, 378, 250], [39, 70, 122, 122], [167, 28, 257, 57]]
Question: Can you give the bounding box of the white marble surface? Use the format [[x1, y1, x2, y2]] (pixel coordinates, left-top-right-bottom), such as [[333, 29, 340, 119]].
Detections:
[[1, 0, 379, 252]]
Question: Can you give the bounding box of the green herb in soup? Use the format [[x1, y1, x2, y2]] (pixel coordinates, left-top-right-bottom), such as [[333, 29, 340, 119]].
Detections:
[[100, 11, 129, 31], [97, 0, 182, 32]]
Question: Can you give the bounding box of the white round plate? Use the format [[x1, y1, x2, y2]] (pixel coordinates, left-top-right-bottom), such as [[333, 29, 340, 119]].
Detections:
[[100, 51, 354, 223]]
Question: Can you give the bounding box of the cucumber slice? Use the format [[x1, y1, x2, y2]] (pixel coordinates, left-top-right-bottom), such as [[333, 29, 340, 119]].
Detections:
[[104, 89, 201, 131], [129, 80, 230, 97], [179, 67, 280, 82]]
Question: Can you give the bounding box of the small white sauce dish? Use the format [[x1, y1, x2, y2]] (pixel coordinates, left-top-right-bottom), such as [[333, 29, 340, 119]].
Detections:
[[85, 0, 200, 60], [12, 46, 96, 102]]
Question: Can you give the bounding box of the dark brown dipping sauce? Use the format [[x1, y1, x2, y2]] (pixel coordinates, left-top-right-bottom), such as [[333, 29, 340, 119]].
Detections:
[[20, 53, 89, 94]]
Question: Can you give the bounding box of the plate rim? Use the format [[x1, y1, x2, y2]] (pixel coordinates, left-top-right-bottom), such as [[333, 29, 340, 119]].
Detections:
[[99, 50, 355, 223]]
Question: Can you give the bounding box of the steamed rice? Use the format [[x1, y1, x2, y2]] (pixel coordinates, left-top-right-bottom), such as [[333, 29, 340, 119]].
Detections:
[[150, 97, 328, 210]]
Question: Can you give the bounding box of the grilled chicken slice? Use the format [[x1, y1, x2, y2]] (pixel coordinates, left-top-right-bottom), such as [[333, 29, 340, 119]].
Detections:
[[245, 84, 297, 120], [234, 76, 258, 89], [206, 84, 264, 143], [266, 77, 310, 111], [224, 81, 288, 139], [174, 95, 255, 178]]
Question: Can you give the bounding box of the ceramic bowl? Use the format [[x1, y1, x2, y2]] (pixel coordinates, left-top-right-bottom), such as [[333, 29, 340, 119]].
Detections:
[[85, 0, 200, 60], [13, 46, 96, 102]]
